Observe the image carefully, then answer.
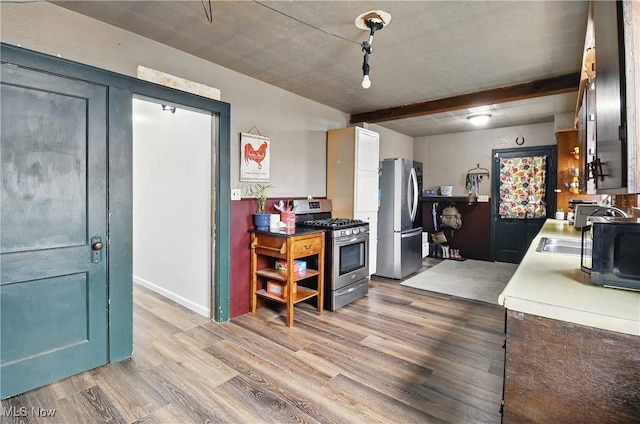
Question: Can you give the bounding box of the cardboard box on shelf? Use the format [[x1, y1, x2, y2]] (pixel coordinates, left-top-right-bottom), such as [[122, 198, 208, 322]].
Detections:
[[275, 259, 307, 273], [266, 280, 296, 298]]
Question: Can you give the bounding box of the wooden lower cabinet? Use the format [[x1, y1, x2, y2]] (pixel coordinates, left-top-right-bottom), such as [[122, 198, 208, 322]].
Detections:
[[503, 310, 640, 423], [250, 229, 324, 327]]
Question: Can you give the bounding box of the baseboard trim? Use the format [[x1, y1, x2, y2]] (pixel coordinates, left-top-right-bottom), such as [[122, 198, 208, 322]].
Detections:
[[132, 275, 210, 318]]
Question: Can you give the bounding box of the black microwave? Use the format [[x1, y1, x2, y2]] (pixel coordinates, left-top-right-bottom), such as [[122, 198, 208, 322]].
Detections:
[[581, 217, 640, 291]]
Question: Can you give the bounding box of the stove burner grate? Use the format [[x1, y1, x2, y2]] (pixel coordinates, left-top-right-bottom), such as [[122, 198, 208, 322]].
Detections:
[[303, 218, 365, 229]]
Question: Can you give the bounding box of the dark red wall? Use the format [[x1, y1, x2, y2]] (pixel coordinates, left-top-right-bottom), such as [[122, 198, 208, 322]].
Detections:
[[229, 198, 291, 318], [229, 198, 254, 318]]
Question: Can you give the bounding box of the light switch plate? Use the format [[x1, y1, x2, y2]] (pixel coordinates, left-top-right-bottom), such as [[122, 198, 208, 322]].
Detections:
[[231, 188, 241, 201]]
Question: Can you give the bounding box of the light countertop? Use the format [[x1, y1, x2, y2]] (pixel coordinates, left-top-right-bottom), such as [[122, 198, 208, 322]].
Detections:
[[498, 219, 640, 336]]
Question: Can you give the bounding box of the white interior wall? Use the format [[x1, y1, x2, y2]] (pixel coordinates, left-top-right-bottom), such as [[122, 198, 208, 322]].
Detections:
[[1, 2, 349, 199], [414, 122, 556, 197], [368, 123, 415, 161], [132, 99, 212, 317]]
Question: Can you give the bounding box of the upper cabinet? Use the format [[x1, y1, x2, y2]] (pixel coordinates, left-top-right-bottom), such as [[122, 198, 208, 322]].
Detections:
[[593, 0, 626, 191], [555, 129, 602, 212], [623, 0, 640, 194], [327, 126, 380, 275], [578, 1, 639, 194], [326, 126, 380, 218]]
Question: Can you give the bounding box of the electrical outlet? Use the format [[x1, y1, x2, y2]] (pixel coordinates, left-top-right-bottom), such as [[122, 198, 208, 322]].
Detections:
[[231, 189, 241, 201]]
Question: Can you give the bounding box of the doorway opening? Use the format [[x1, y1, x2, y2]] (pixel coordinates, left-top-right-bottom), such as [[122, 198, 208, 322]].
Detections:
[[132, 97, 215, 318]]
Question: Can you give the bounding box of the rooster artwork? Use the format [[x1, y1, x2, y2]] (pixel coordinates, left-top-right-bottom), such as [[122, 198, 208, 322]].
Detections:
[[240, 132, 270, 181], [244, 141, 267, 169]]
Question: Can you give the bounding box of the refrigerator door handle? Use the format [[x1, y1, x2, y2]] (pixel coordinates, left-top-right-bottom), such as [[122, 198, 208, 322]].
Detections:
[[408, 167, 419, 222], [401, 227, 423, 238]]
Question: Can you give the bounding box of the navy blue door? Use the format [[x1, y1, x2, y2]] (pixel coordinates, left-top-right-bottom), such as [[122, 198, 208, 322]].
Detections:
[[1, 63, 108, 398]]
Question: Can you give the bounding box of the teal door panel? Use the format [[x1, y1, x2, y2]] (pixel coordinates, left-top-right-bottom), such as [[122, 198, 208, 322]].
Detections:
[[494, 218, 545, 263], [1, 63, 108, 399]]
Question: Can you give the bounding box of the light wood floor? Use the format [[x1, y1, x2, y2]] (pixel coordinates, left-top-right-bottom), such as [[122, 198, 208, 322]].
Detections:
[[1, 263, 506, 424]]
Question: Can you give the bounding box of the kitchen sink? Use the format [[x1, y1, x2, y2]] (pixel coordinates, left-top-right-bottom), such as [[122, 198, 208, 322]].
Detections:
[[536, 237, 590, 256]]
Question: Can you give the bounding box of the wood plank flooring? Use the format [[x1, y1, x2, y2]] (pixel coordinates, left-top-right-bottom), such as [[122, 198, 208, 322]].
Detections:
[[1, 264, 506, 423]]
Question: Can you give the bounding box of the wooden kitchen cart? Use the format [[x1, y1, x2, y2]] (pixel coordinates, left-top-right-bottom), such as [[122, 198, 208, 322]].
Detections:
[[250, 228, 325, 327]]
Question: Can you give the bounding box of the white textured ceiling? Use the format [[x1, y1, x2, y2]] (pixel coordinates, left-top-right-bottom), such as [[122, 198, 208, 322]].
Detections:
[[52, 0, 589, 137]]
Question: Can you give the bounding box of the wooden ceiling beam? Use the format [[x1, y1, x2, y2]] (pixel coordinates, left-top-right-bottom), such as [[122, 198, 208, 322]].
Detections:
[[349, 72, 581, 124]]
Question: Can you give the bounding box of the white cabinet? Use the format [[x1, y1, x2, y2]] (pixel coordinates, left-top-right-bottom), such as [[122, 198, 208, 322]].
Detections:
[[327, 126, 380, 275], [354, 171, 379, 212], [355, 129, 380, 172]]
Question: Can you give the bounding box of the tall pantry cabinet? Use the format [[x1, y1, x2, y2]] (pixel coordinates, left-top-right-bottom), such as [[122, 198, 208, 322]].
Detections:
[[327, 127, 380, 275]]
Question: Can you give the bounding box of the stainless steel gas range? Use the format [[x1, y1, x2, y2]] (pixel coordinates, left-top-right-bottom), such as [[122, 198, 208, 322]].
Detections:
[[294, 199, 369, 310]]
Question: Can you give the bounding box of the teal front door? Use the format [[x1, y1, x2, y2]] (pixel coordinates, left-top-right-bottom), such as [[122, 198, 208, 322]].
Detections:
[[1, 63, 108, 398], [491, 146, 557, 263]]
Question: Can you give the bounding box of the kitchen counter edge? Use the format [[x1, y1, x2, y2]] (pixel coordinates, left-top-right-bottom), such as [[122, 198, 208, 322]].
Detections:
[[498, 219, 640, 336]]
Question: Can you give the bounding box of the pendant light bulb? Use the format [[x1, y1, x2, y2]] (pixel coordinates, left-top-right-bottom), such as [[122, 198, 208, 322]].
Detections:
[[355, 10, 391, 90], [362, 74, 371, 89]]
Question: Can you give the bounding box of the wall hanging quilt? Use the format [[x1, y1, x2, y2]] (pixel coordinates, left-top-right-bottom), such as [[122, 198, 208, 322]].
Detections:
[[499, 156, 547, 219]]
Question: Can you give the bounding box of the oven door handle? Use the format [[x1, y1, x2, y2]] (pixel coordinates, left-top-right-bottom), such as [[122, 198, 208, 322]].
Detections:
[[334, 233, 369, 246]]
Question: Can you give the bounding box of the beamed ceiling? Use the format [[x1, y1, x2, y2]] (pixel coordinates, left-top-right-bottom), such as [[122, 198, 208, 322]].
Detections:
[[52, 1, 590, 137]]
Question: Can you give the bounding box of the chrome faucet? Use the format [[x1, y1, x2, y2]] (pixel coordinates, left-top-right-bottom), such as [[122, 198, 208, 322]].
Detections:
[[590, 206, 629, 218]]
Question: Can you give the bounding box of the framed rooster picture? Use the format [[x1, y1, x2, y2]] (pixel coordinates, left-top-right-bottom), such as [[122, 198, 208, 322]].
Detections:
[[240, 132, 270, 182]]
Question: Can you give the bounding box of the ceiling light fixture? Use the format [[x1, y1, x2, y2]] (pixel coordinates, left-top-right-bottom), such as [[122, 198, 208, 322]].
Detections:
[[355, 10, 391, 89], [467, 114, 492, 126]]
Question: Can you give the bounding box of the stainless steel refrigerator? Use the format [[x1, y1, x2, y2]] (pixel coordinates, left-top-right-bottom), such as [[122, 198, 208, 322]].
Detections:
[[376, 158, 423, 279]]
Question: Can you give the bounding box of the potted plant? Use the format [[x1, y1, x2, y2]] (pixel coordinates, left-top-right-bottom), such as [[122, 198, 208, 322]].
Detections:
[[243, 182, 273, 229]]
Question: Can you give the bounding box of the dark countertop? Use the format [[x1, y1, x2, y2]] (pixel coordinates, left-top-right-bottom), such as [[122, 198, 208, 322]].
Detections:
[[250, 226, 326, 237], [421, 195, 483, 203]]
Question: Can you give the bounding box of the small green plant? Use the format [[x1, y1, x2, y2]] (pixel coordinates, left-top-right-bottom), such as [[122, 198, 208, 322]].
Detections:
[[243, 183, 273, 214]]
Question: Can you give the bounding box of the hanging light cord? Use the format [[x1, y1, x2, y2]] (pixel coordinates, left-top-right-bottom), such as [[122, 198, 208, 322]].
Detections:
[[201, 0, 212, 24], [253, 1, 360, 46]]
